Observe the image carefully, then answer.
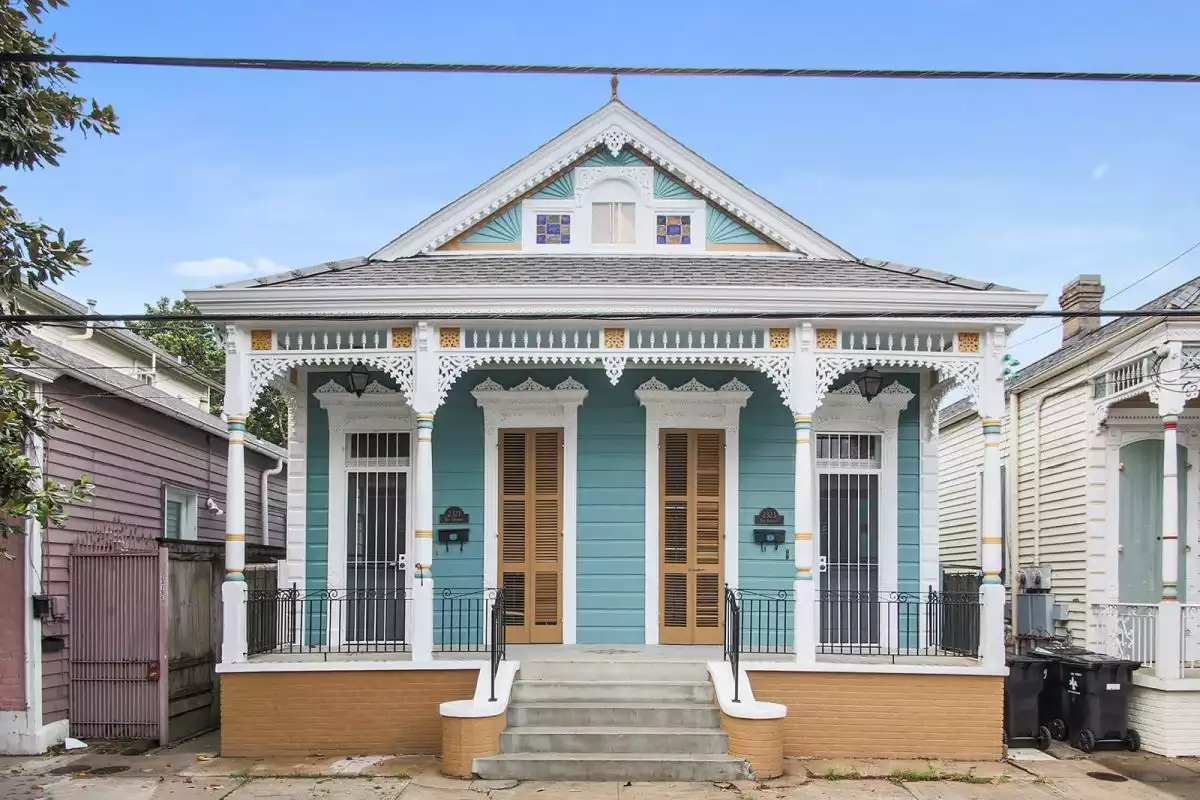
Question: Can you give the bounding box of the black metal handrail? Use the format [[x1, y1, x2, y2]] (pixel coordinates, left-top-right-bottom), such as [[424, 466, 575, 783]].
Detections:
[[247, 587, 412, 657], [817, 589, 980, 660], [723, 584, 741, 702], [734, 588, 794, 654], [489, 588, 507, 702]]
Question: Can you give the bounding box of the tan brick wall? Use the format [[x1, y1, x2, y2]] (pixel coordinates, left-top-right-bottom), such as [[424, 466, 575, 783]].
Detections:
[[221, 669, 477, 757], [721, 713, 783, 779], [441, 712, 506, 778], [748, 671, 1003, 760]]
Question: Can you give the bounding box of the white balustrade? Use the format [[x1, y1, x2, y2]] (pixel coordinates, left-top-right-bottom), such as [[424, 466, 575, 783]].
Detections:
[[1092, 603, 1158, 666], [838, 330, 953, 353], [1182, 604, 1200, 671], [277, 328, 391, 351]]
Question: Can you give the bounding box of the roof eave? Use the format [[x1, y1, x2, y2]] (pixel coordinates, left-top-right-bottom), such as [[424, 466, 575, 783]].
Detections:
[[186, 283, 1046, 319]]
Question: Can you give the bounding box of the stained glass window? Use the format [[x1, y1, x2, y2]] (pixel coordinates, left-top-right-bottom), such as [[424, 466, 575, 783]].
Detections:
[[536, 214, 571, 245], [656, 214, 691, 245]]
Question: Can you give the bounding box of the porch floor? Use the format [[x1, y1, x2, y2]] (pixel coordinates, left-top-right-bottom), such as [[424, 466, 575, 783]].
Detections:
[[246, 644, 980, 666]]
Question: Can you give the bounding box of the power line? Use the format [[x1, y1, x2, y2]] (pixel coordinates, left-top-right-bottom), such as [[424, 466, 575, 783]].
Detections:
[[14, 308, 1200, 325], [1009, 238, 1200, 350], [5, 53, 1200, 84]]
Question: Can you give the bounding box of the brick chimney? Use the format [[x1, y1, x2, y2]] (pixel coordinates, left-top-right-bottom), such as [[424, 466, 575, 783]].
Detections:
[[1059, 274, 1105, 342]]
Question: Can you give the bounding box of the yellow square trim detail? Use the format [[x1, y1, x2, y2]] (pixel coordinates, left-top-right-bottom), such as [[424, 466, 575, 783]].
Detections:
[[957, 332, 981, 353], [439, 327, 461, 349], [391, 327, 413, 348], [603, 328, 626, 348], [250, 330, 273, 351], [768, 328, 791, 349], [815, 329, 838, 349]]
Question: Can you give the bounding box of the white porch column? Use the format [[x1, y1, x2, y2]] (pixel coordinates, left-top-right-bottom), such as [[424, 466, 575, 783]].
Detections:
[[978, 327, 1006, 670], [1156, 343, 1185, 678], [410, 322, 438, 662], [221, 325, 250, 664], [793, 323, 817, 664]]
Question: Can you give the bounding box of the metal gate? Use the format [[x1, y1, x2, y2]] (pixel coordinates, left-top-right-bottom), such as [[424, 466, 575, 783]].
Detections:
[[69, 546, 168, 743]]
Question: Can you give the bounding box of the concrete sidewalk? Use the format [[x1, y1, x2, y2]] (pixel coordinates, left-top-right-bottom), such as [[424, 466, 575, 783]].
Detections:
[[1, 737, 1196, 800]]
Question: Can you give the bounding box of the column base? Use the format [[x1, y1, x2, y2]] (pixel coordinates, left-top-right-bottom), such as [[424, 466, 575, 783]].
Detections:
[[1156, 602, 1183, 680], [979, 583, 1005, 670], [794, 579, 816, 665], [412, 577, 434, 662], [222, 580, 248, 664]]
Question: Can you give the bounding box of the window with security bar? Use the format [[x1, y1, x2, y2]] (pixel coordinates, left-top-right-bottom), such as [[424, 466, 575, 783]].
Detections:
[[344, 432, 411, 646], [816, 433, 881, 647]]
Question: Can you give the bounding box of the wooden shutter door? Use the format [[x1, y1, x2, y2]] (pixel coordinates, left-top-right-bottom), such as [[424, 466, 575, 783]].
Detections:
[[660, 429, 724, 645], [498, 429, 563, 644]]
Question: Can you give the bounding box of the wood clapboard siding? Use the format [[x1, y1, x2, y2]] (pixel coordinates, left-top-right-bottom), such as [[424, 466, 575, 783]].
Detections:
[[938, 412, 984, 567], [1013, 364, 1092, 643], [39, 376, 287, 725]]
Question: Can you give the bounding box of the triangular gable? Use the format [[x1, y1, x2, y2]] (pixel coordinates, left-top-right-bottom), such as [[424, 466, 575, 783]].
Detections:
[[372, 101, 854, 260]]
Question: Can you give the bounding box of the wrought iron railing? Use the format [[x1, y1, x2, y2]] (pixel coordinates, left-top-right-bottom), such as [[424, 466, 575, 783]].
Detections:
[[247, 587, 411, 657], [723, 585, 742, 702], [435, 588, 496, 653], [1092, 602, 1157, 666], [817, 590, 980, 660], [489, 588, 507, 702], [731, 588, 793, 654]]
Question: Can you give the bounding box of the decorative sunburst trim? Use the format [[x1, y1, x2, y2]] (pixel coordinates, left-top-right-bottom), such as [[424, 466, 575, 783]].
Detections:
[[531, 172, 574, 199], [707, 204, 767, 244], [420, 126, 809, 255], [582, 147, 642, 167], [314, 379, 349, 395], [462, 203, 521, 243], [636, 376, 670, 392], [654, 170, 696, 199], [720, 377, 752, 392], [556, 376, 587, 391], [473, 377, 505, 392]]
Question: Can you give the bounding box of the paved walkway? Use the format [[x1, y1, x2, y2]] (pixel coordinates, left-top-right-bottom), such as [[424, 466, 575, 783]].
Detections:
[[3, 737, 1200, 800]]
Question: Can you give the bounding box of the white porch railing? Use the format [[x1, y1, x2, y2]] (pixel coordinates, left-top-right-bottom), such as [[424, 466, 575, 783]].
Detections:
[[1092, 603, 1157, 667], [1182, 604, 1200, 670]]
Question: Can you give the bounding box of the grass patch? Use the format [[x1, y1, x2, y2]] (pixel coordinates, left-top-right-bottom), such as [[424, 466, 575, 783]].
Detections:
[[229, 770, 250, 781], [890, 765, 940, 782], [821, 768, 862, 780], [946, 770, 992, 785]]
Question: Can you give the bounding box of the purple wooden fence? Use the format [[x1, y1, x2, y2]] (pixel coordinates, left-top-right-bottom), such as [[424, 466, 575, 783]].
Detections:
[[68, 548, 168, 743]]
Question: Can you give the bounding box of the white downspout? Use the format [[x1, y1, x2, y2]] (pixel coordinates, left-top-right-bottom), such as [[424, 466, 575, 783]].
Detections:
[[64, 299, 96, 340], [1007, 391, 1020, 628], [260, 457, 285, 545]]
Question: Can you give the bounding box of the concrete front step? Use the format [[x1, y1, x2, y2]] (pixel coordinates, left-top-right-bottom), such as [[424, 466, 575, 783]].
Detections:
[[473, 752, 750, 782], [500, 726, 728, 755], [507, 701, 721, 728], [511, 680, 714, 704], [517, 660, 710, 682]]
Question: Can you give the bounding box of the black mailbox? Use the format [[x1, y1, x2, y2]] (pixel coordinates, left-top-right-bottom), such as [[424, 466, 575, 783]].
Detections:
[[438, 528, 470, 551], [753, 507, 786, 551]]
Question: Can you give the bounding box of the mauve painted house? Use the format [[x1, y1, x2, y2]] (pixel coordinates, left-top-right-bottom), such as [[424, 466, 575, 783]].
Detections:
[[0, 287, 287, 754]]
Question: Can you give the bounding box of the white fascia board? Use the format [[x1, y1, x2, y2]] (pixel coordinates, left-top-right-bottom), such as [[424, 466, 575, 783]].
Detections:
[[370, 102, 853, 261], [186, 284, 1046, 318]]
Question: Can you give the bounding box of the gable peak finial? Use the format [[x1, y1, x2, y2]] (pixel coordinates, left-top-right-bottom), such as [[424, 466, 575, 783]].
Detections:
[[610, 73, 619, 101]]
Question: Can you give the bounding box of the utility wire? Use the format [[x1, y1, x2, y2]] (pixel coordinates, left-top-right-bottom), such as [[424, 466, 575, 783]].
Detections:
[[14, 308, 1200, 324], [5, 53, 1200, 84], [1009, 238, 1200, 350]]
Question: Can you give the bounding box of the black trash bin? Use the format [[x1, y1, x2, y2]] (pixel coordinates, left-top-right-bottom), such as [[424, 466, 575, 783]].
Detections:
[[1031, 643, 1092, 741], [1043, 650, 1141, 753], [1004, 654, 1052, 750]]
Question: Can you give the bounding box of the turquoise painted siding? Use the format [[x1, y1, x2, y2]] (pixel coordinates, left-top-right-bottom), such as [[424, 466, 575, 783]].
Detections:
[[577, 371, 647, 644], [893, 373, 922, 596], [305, 373, 335, 596]]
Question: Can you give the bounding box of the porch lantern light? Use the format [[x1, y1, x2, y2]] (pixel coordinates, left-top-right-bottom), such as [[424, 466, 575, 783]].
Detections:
[[348, 363, 371, 397], [855, 366, 884, 402]]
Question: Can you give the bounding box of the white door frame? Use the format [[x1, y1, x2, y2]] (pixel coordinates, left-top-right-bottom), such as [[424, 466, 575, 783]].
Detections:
[[472, 377, 588, 644], [811, 381, 914, 644], [636, 376, 752, 645], [316, 378, 415, 646]]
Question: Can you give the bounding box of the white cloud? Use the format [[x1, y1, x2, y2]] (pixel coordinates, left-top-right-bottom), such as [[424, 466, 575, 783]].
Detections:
[[173, 256, 284, 279], [1092, 163, 1110, 180]]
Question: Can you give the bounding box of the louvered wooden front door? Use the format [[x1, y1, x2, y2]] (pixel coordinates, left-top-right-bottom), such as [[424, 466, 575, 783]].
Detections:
[[660, 429, 724, 645], [499, 429, 564, 644]]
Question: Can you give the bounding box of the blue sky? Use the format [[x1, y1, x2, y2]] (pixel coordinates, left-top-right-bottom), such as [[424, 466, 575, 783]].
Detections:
[[10, 0, 1200, 366]]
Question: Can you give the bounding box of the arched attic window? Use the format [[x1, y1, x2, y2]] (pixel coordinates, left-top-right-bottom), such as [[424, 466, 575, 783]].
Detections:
[[589, 179, 638, 245]]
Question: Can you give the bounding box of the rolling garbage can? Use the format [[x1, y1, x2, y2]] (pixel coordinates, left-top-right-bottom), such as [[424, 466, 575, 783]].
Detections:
[[1031, 642, 1091, 742], [1035, 646, 1141, 753], [1004, 654, 1052, 750]]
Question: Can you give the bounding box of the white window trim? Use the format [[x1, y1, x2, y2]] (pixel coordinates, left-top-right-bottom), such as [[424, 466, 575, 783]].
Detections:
[[316, 379, 415, 605], [163, 486, 199, 541], [811, 382, 914, 643], [472, 377, 588, 644], [521, 166, 706, 253], [636, 376, 751, 645]]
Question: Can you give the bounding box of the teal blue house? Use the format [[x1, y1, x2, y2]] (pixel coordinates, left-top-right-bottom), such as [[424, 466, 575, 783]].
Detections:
[[190, 97, 1041, 664]]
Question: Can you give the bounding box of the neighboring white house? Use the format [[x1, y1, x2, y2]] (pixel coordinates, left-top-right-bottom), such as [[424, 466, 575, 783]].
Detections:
[[939, 273, 1200, 756]]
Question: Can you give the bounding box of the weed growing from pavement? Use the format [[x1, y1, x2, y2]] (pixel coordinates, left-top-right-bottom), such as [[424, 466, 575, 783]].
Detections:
[[821, 768, 862, 780], [890, 766, 940, 781]]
